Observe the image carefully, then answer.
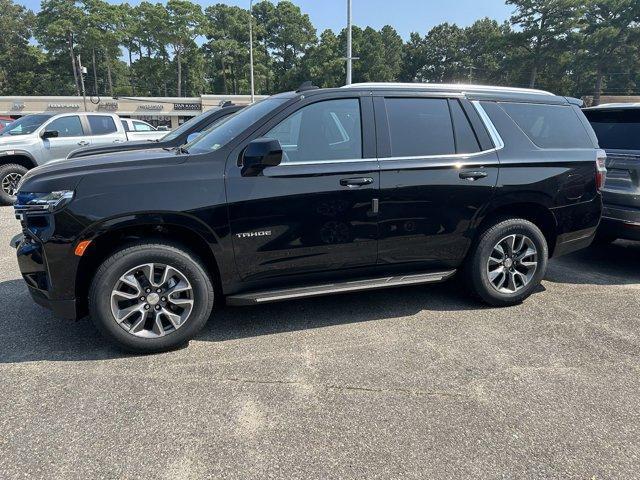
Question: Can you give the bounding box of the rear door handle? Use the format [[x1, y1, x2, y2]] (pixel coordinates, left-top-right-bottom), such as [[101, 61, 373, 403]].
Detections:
[[340, 177, 374, 187], [77, 140, 90, 146], [459, 171, 488, 181]]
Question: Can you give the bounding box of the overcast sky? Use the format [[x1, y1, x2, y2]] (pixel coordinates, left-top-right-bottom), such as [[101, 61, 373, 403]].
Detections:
[[17, 0, 514, 38]]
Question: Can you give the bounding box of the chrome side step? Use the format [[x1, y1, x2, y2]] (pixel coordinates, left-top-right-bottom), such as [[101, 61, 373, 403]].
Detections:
[[227, 270, 456, 306]]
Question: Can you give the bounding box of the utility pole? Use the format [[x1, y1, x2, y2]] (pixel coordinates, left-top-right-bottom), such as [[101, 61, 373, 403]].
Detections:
[[77, 54, 88, 112], [249, 0, 255, 103], [346, 0, 352, 85]]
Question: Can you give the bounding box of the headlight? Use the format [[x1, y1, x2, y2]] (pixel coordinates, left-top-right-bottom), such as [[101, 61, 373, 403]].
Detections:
[[14, 191, 75, 214]]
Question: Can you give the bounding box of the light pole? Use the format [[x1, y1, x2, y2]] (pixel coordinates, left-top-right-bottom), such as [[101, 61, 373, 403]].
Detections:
[[249, 0, 255, 103], [346, 0, 352, 85]]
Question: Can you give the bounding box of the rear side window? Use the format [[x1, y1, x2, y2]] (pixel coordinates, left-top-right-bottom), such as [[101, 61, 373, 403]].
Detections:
[[88, 115, 117, 135], [500, 103, 593, 149], [584, 109, 640, 150], [121, 120, 129, 132], [450, 100, 481, 154], [384, 98, 455, 157], [133, 121, 154, 131]]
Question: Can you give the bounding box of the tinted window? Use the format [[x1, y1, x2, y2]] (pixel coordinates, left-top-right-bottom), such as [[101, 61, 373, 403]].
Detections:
[[385, 98, 455, 157], [88, 115, 117, 135], [121, 120, 129, 132], [133, 121, 153, 131], [266, 98, 362, 163], [501, 103, 593, 149], [584, 109, 640, 150], [450, 100, 481, 154], [46, 116, 84, 137]]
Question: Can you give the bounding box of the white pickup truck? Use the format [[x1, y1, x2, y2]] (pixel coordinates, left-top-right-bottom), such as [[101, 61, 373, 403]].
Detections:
[[0, 112, 167, 204]]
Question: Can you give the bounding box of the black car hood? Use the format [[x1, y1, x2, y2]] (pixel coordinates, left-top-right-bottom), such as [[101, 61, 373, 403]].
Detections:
[[19, 148, 186, 193]]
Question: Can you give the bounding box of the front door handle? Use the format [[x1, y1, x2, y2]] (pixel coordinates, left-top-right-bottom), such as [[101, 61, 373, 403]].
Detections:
[[340, 177, 374, 187], [77, 140, 90, 146], [459, 171, 488, 181]]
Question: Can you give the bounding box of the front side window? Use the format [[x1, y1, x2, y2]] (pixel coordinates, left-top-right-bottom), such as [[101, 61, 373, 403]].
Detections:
[[265, 98, 362, 163], [46, 116, 84, 137], [133, 121, 154, 131], [500, 102, 593, 149], [385, 98, 456, 157], [88, 115, 117, 135]]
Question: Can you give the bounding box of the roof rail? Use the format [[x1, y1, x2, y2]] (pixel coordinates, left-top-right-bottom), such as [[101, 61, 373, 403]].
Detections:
[[342, 82, 554, 96]]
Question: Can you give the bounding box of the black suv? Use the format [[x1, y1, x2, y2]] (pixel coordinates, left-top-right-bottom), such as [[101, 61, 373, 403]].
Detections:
[[67, 103, 243, 160], [12, 83, 604, 352], [583, 104, 640, 242]]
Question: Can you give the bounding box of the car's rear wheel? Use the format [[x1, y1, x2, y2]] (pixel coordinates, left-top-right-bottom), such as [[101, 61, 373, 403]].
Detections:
[[0, 164, 28, 206], [89, 242, 214, 353], [466, 218, 548, 306]]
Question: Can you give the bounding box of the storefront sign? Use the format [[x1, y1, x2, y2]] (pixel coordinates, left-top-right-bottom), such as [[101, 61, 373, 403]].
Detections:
[[98, 101, 118, 110], [174, 102, 201, 111], [138, 104, 164, 111], [48, 103, 80, 109]]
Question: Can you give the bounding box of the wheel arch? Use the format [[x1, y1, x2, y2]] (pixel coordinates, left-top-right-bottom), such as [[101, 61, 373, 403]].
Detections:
[[475, 200, 558, 257], [0, 152, 38, 170], [74, 213, 224, 317]]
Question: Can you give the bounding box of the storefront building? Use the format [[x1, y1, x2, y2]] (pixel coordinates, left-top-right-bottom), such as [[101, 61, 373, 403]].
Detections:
[[0, 94, 266, 129]]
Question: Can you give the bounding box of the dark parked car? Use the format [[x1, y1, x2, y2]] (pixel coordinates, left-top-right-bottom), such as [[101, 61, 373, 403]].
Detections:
[[12, 83, 603, 353], [67, 103, 243, 159], [583, 104, 640, 242]]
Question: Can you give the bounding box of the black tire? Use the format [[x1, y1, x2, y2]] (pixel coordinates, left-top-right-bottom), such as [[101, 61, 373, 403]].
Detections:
[[465, 218, 548, 307], [0, 164, 28, 206], [89, 242, 214, 353]]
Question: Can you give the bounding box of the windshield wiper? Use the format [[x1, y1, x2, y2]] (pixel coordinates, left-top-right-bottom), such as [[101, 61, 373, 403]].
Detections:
[[176, 145, 189, 155]]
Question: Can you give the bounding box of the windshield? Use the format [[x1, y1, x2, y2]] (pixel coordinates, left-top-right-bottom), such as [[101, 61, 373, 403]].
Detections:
[[186, 98, 288, 154], [1, 114, 52, 136], [585, 109, 640, 150]]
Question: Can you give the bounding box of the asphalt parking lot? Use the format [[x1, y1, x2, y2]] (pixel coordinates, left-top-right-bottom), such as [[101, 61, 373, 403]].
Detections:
[[1, 205, 639, 479]]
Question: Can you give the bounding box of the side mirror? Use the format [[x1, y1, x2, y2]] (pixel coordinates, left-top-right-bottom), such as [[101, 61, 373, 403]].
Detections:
[[241, 138, 283, 177], [41, 130, 59, 139], [186, 132, 201, 143]]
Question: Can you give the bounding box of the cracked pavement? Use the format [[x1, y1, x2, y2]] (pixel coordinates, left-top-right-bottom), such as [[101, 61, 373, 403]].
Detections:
[[1, 206, 640, 479]]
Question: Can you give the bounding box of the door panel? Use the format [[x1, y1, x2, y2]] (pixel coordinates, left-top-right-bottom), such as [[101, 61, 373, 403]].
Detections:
[[226, 161, 380, 281], [41, 115, 88, 160], [225, 96, 380, 282], [375, 96, 499, 268]]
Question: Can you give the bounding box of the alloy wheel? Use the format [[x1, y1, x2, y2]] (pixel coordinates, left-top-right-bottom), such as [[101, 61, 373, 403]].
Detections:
[[1, 173, 22, 197], [486, 234, 538, 294], [110, 263, 194, 338]]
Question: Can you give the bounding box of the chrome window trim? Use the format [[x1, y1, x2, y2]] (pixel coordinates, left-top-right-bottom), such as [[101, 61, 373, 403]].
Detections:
[[472, 101, 505, 150]]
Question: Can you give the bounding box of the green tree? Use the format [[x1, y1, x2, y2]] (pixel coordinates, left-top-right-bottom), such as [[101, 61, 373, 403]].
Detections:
[[507, 0, 583, 88], [35, 0, 87, 95], [302, 29, 344, 87], [580, 0, 640, 104], [166, 0, 203, 96]]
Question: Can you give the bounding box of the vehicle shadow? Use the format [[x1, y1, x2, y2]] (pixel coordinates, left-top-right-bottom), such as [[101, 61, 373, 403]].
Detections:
[[546, 240, 640, 286], [0, 277, 494, 364]]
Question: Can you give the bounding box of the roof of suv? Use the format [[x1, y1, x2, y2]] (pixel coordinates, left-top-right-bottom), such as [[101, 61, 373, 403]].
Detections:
[[276, 82, 576, 106], [584, 103, 640, 111]]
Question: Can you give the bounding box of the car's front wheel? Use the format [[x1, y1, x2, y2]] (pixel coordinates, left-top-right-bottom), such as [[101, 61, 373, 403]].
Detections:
[[89, 242, 214, 353], [466, 218, 548, 306], [0, 164, 28, 206]]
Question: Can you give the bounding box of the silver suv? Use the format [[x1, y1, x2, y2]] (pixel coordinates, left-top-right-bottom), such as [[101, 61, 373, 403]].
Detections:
[[0, 112, 166, 205]]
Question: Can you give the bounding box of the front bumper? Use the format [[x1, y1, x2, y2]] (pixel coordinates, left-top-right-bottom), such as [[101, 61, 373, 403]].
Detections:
[[599, 205, 640, 241], [11, 231, 80, 320]]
